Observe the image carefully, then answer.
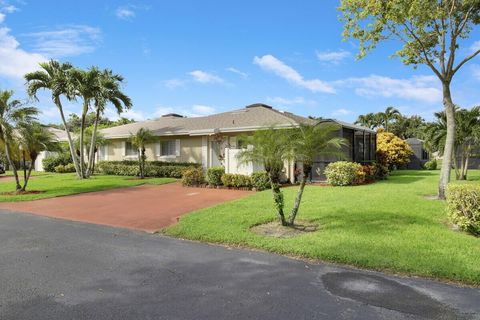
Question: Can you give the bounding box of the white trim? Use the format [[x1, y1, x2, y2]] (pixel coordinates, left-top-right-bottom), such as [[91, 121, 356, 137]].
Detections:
[[122, 141, 126, 157], [175, 139, 180, 157], [156, 141, 161, 157], [201, 136, 208, 169]]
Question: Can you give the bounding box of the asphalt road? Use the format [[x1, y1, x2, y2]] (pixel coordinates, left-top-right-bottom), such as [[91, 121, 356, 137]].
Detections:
[[0, 210, 479, 320]]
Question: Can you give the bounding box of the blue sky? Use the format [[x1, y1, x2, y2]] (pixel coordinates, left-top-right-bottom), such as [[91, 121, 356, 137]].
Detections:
[[1, 0, 480, 124]]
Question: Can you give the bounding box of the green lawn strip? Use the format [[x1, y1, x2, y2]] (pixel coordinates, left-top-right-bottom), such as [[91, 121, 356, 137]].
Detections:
[[165, 170, 480, 285], [0, 173, 176, 202]]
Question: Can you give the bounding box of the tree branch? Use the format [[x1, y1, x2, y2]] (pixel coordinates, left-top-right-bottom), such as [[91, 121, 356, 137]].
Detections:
[[452, 49, 480, 75]]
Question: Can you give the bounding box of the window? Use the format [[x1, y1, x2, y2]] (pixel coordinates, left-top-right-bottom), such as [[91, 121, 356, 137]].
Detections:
[[98, 145, 108, 161], [160, 140, 176, 156], [125, 141, 136, 156]]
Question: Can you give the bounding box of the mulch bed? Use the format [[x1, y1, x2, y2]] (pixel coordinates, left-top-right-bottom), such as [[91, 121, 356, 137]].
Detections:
[[125, 177, 156, 181], [251, 220, 319, 238]]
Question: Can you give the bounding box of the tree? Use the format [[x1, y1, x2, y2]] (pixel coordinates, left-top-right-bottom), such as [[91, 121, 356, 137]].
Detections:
[[25, 60, 81, 178], [85, 69, 132, 177], [390, 114, 427, 139], [130, 128, 155, 179], [355, 112, 379, 129], [376, 129, 414, 173], [340, 0, 480, 199], [288, 123, 346, 225], [16, 122, 58, 191], [237, 127, 293, 226], [74, 126, 107, 175], [378, 106, 401, 132], [0, 90, 38, 191]]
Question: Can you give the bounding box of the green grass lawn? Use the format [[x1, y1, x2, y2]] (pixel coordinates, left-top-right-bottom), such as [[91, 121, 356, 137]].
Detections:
[[165, 170, 480, 285], [0, 172, 176, 202]]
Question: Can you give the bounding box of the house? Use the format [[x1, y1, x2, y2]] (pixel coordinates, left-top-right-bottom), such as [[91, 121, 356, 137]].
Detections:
[[100, 103, 377, 182], [405, 138, 430, 169], [34, 127, 70, 171]]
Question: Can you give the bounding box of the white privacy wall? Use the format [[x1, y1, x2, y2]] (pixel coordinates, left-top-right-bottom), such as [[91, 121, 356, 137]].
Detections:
[[224, 147, 264, 175]]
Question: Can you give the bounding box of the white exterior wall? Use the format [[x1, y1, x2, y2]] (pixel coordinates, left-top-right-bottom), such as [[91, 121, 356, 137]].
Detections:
[[224, 147, 264, 175], [34, 151, 57, 171]]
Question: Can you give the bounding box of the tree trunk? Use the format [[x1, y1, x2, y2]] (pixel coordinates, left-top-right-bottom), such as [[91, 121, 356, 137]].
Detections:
[[268, 170, 286, 226], [462, 149, 470, 180], [21, 156, 35, 192], [438, 83, 455, 199], [287, 164, 311, 226], [79, 102, 88, 179], [138, 149, 144, 179], [56, 98, 82, 178], [86, 108, 100, 177], [1, 132, 21, 191]]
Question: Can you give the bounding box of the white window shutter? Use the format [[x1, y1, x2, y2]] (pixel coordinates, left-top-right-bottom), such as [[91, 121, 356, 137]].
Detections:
[[175, 139, 181, 157], [156, 142, 161, 156]]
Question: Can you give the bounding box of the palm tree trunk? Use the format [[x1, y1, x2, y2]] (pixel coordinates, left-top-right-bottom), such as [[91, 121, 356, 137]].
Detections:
[[269, 171, 286, 226], [86, 108, 100, 177], [464, 153, 470, 180], [79, 102, 88, 179], [287, 164, 311, 226], [21, 156, 35, 192], [138, 150, 144, 179], [56, 98, 81, 178], [438, 83, 455, 199], [2, 133, 21, 191]]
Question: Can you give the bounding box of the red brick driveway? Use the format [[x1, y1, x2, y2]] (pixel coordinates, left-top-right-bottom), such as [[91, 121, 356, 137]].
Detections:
[[0, 182, 253, 233]]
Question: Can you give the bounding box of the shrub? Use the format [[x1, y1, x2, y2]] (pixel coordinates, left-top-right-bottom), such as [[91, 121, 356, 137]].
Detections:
[[361, 164, 377, 183], [206, 166, 225, 186], [221, 173, 252, 188], [424, 159, 437, 170], [376, 130, 413, 173], [324, 161, 363, 186], [182, 167, 204, 186], [251, 171, 271, 190], [43, 152, 72, 172], [446, 184, 480, 236], [96, 161, 195, 178], [54, 163, 76, 173]]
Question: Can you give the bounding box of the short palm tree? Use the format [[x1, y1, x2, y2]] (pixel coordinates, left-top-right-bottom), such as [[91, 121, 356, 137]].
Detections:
[[379, 106, 401, 132], [0, 90, 38, 191], [16, 122, 58, 191], [25, 60, 81, 177], [237, 127, 293, 226], [355, 112, 377, 129], [85, 69, 132, 177], [287, 123, 346, 225], [130, 128, 155, 179]]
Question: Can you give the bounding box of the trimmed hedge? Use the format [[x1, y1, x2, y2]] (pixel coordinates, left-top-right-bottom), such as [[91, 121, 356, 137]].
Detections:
[[325, 161, 363, 186], [424, 159, 437, 170], [182, 167, 204, 186], [251, 171, 271, 190], [97, 160, 198, 178], [446, 184, 480, 236], [206, 166, 225, 186], [54, 163, 76, 173], [221, 173, 252, 188]]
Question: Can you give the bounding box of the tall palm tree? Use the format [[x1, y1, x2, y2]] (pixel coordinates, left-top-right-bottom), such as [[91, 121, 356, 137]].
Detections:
[[130, 128, 155, 179], [85, 69, 132, 177], [24, 60, 81, 178], [237, 127, 293, 226], [0, 90, 38, 191], [455, 107, 480, 180], [16, 122, 58, 191], [287, 123, 346, 225], [378, 106, 401, 132], [355, 113, 378, 129]]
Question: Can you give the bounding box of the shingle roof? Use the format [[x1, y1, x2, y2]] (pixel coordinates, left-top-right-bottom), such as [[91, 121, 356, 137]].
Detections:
[[100, 104, 372, 138]]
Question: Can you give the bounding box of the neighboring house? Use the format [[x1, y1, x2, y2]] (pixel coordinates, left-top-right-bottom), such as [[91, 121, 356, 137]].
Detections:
[[100, 103, 376, 182], [405, 138, 429, 169], [34, 127, 70, 171]]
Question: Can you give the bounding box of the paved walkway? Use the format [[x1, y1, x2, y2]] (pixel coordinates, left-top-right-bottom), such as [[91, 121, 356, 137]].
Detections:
[[0, 182, 252, 232], [0, 211, 478, 320]]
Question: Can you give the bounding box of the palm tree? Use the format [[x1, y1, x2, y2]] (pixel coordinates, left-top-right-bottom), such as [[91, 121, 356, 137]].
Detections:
[[455, 107, 480, 180], [25, 60, 81, 178], [355, 112, 378, 129], [16, 122, 58, 191], [378, 106, 401, 132], [287, 123, 346, 225], [70, 67, 102, 178], [85, 69, 132, 177], [0, 90, 38, 191], [237, 127, 293, 226], [130, 128, 155, 179], [74, 127, 107, 175]]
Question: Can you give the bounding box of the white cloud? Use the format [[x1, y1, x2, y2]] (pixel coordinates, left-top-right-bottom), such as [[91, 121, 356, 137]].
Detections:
[[191, 104, 215, 115], [2, 4, 17, 13], [226, 67, 248, 79], [266, 96, 316, 107], [0, 13, 4, 23], [155, 104, 217, 118], [188, 70, 224, 84], [24, 25, 102, 57], [471, 40, 480, 52], [253, 54, 335, 94], [0, 27, 46, 79], [116, 6, 135, 20], [472, 64, 480, 80], [331, 108, 352, 116], [316, 49, 351, 64], [337, 75, 442, 104], [164, 78, 186, 89]]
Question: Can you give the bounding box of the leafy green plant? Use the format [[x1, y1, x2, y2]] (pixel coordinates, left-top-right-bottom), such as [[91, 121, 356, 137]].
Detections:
[[54, 163, 76, 173], [325, 161, 363, 186], [43, 152, 73, 172], [221, 173, 251, 188], [424, 159, 437, 170], [96, 161, 190, 178], [206, 166, 225, 186], [446, 184, 480, 236], [251, 171, 271, 191], [181, 167, 204, 187]]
